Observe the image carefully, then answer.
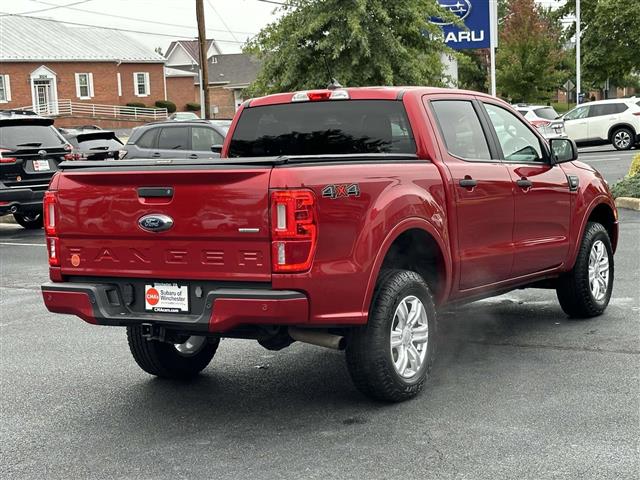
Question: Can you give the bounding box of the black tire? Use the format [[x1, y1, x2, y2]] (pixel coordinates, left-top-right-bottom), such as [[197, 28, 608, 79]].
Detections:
[[556, 222, 614, 318], [611, 127, 634, 150], [346, 270, 437, 402], [127, 326, 219, 379], [13, 212, 43, 229]]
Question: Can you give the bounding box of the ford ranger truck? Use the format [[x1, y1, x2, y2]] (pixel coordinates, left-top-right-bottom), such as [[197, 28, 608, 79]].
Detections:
[[42, 87, 618, 402]]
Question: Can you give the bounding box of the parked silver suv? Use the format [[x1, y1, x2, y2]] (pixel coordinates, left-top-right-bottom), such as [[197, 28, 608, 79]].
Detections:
[[121, 120, 226, 160]]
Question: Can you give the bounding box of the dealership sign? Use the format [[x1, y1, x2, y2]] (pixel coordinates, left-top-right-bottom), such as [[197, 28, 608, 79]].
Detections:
[[430, 0, 494, 50]]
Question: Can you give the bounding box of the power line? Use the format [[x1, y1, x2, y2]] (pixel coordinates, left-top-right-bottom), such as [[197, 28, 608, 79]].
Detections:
[[0, 0, 93, 17], [255, 0, 286, 5], [2, 13, 249, 44], [206, 0, 239, 43], [26, 0, 258, 36]]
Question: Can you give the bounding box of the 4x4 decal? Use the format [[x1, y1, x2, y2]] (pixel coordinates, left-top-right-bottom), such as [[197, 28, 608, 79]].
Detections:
[[322, 183, 361, 199]]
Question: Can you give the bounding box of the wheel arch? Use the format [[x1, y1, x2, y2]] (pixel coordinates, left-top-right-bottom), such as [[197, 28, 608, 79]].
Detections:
[[362, 218, 452, 316], [567, 197, 618, 270], [608, 123, 636, 142]]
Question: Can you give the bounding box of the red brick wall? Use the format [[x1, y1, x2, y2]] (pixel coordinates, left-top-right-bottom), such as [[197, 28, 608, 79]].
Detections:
[[0, 61, 165, 109], [208, 86, 236, 119], [166, 76, 197, 111]]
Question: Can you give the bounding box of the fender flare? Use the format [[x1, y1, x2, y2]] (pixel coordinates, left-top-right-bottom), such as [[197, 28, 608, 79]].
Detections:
[[361, 217, 452, 317], [608, 123, 637, 142], [566, 195, 618, 270]]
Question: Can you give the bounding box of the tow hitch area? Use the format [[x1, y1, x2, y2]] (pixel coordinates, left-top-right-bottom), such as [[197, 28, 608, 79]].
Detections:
[[141, 323, 166, 342]]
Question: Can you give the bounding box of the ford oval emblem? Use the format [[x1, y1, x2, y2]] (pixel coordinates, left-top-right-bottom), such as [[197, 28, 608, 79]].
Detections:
[[138, 214, 174, 233], [430, 0, 472, 25]]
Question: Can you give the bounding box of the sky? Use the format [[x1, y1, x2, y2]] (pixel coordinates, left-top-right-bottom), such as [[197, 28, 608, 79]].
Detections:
[[0, 0, 571, 56], [0, 0, 285, 54]]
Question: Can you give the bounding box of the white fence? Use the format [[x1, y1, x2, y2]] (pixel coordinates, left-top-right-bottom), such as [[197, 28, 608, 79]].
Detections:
[[17, 99, 168, 121]]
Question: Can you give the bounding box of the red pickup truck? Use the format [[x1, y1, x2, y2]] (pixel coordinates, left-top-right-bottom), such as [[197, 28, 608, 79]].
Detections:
[[42, 87, 617, 402]]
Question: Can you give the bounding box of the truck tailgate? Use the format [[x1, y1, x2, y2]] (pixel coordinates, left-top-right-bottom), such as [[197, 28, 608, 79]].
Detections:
[[55, 165, 273, 281]]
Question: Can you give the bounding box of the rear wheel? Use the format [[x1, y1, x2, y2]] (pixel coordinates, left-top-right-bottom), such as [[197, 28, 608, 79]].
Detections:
[[346, 270, 437, 402], [556, 222, 614, 318], [127, 326, 219, 379], [611, 127, 633, 150], [13, 212, 43, 229]]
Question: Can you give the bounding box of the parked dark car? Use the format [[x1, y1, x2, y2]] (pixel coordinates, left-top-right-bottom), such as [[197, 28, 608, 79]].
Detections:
[[121, 120, 226, 160], [62, 130, 124, 161], [0, 110, 71, 228]]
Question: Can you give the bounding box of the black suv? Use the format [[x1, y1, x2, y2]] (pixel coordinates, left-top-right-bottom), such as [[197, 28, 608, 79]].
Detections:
[[0, 111, 71, 228]]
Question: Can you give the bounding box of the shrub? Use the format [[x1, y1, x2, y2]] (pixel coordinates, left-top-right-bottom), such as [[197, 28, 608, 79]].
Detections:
[[155, 100, 177, 113], [125, 102, 146, 108], [185, 102, 201, 112], [628, 153, 640, 178], [611, 175, 640, 199]]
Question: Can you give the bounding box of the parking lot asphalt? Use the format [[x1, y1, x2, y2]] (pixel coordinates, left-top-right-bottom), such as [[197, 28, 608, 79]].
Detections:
[[577, 145, 638, 185], [1, 156, 639, 479]]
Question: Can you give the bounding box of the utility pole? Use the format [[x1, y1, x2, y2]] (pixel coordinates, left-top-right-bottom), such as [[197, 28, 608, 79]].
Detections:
[[196, 0, 210, 119], [576, 0, 581, 105]]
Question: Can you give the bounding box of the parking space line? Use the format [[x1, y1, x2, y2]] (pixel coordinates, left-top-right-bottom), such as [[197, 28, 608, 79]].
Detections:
[[0, 242, 46, 247]]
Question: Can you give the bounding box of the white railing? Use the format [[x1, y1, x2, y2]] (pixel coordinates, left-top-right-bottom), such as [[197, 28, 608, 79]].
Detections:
[[16, 99, 168, 121]]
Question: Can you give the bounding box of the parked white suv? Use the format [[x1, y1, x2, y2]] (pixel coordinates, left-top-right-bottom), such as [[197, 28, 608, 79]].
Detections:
[[563, 98, 640, 150], [513, 104, 567, 139]]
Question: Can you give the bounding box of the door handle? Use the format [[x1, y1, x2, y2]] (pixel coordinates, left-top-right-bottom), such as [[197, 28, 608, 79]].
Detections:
[[151, 152, 161, 158], [516, 178, 533, 188], [188, 154, 198, 159], [459, 178, 477, 188], [138, 187, 174, 198]]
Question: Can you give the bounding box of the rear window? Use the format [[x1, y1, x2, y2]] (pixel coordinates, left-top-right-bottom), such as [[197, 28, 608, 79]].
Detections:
[[228, 100, 416, 157], [533, 107, 559, 120], [76, 136, 123, 151], [0, 124, 66, 149]]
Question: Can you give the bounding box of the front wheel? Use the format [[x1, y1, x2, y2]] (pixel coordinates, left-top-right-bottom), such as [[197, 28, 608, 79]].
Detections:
[[611, 127, 634, 150], [556, 222, 614, 318], [346, 270, 437, 402], [13, 212, 43, 229], [127, 326, 219, 379]]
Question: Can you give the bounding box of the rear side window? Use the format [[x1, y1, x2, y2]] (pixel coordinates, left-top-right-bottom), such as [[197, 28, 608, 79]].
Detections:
[[135, 129, 157, 149], [533, 107, 559, 120], [158, 127, 188, 150], [430, 100, 491, 161], [589, 103, 626, 117], [229, 100, 415, 157], [0, 124, 65, 149]]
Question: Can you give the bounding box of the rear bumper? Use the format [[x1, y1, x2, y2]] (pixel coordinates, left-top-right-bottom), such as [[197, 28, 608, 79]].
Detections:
[[0, 187, 45, 215], [41, 282, 308, 333]]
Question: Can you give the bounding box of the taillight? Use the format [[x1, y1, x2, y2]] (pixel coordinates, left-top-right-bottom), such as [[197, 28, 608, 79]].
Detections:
[[530, 120, 551, 129], [270, 189, 318, 272], [47, 237, 60, 266], [0, 148, 17, 164], [43, 191, 58, 236]]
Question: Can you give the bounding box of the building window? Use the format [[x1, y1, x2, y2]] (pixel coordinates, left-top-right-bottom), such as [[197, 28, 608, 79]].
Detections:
[[117, 72, 122, 96], [75, 73, 93, 99], [0, 74, 11, 103], [134, 72, 150, 97]]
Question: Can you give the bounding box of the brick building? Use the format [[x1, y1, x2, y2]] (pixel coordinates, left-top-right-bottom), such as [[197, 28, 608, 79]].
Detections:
[[164, 39, 260, 119], [0, 15, 165, 123]]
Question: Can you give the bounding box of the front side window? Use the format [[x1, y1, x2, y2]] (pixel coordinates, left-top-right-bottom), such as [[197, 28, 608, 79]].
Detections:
[[484, 104, 543, 163], [430, 100, 491, 161], [192, 127, 223, 151], [135, 72, 149, 96], [75, 73, 92, 99], [157, 127, 188, 150], [564, 105, 589, 120]]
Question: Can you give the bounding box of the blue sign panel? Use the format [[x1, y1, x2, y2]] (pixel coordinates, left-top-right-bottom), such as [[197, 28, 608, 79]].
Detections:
[[430, 0, 491, 50]]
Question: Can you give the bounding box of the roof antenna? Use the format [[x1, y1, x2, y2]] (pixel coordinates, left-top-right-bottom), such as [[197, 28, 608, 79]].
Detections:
[[322, 55, 342, 90]]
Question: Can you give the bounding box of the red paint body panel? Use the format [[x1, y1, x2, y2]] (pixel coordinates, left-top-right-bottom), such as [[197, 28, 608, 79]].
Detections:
[[209, 297, 308, 332], [45, 86, 617, 332], [42, 290, 96, 324]]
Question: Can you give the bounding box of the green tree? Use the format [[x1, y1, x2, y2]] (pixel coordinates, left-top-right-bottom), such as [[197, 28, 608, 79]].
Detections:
[[496, 0, 567, 103], [557, 0, 640, 87], [457, 50, 488, 92], [245, 0, 452, 95]]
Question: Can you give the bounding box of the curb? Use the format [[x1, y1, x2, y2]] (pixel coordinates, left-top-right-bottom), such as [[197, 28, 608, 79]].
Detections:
[[615, 197, 640, 211], [0, 215, 17, 224]]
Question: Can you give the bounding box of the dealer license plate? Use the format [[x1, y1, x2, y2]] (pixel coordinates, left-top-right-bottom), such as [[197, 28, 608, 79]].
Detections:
[[32, 159, 50, 171], [145, 283, 189, 313]]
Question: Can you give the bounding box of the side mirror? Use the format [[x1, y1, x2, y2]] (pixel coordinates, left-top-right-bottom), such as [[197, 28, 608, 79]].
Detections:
[[211, 144, 223, 154], [550, 137, 578, 164]]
